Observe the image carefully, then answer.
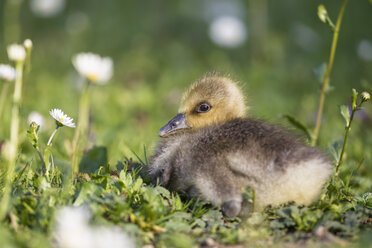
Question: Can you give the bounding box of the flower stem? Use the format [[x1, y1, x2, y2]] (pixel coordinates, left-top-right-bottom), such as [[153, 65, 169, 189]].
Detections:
[[43, 126, 59, 179], [47, 126, 59, 147], [335, 108, 354, 173], [0, 60, 24, 220], [336, 98, 368, 173], [0, 82, 10, 122], [71, 82, 91, 173], [36, 149, 46, 174], [312, 0, 349, 146]]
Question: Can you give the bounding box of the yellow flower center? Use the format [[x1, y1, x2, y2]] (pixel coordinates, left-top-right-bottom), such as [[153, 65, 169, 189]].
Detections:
[[60, 117, 64, 121], [86, 73, 98, 82]]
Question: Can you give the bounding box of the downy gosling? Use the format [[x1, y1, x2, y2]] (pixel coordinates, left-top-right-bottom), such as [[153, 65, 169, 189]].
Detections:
[[149, 74, 333, 218]]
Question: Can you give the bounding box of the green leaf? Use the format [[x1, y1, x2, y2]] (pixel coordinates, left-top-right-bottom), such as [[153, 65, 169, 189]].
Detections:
[[158, 233, 194, 248], [74, 182, 104, 205], [170, 194, 184, 211], [328, 139, 343, 162], [340, 105, 350, 127], [352, 88, 358, 110], [35, 176, 51, 191], [131, 177, 143, 192], [164, 219, 191, 232], [171, 211, 192, 221], [191, 218, 206, 229], [288, 206, 302, 227], [361, 192, 372, 208], [154, 185, 171, 199], [246, 212, 265, 226], [202, 209, 224, 229], [282, 115, 311, 141], [302, 209, 323, 230], [26, 122, 39, 149]]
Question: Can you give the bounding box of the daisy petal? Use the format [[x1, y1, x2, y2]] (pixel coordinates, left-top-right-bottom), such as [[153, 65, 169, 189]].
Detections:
[[49, 108, 76, 128]]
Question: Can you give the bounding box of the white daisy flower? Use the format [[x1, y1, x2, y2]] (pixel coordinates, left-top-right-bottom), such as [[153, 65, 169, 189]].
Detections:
[[28, 111, 44, 127], [0, 64, 16, 81], [7, 44, 26, 62], [30, 0, 65, 18], [209, 15, 247, 48], [49, 108, 76, 128], [55, 207, 135, 248], [93, 226, 135, 248], [72, 53, 113, 84], [55, 207, 92, 248]]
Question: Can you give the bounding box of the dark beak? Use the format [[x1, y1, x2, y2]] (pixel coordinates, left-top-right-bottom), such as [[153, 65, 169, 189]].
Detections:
[[159, 113, 189, 137]]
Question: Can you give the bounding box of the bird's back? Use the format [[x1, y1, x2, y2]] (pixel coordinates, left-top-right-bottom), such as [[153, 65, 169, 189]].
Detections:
[[186, 118, 327, 169], [172, 118, 333, 207]]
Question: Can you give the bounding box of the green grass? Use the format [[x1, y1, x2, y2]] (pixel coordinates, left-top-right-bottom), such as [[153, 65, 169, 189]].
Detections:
[[0, 150, 371, 247]]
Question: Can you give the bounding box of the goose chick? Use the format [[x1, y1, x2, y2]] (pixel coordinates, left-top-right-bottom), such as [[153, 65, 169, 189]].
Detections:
[[149, 75, 333, 217]]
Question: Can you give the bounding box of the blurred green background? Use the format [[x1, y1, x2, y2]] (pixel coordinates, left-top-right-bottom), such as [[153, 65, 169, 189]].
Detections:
[[0, 0, 371, 169]]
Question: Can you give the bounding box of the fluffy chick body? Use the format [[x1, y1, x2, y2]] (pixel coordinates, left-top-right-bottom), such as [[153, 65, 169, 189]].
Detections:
[[149, 74, 333, 217]]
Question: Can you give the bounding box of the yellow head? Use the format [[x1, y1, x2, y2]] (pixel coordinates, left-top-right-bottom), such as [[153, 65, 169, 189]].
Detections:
[[159, 75, 247, 137]]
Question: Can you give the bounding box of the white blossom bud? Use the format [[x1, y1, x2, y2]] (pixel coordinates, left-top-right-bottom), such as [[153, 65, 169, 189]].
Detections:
[[24, 39, 33, 50], [317, 5, 327, 23], [361, 91, 370, 102], [7, 44, 26, 62]]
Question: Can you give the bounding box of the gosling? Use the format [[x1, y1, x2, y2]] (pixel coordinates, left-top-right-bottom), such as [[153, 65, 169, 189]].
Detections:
[[149, 74, 333, 217]]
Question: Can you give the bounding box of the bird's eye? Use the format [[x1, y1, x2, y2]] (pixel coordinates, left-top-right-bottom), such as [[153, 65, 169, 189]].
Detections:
[[197, 103, 211, 113]]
